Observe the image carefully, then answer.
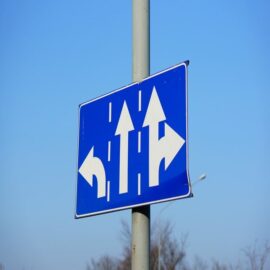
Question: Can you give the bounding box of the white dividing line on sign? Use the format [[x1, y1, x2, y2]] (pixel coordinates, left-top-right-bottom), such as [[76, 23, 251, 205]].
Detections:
[[107, 181, 110, 202], [108, 140, 111, 162], [109, 102, 112, 122], [138, 131, 141, 153], [138, 90, 142, 111], [138, 173, 141, 195]]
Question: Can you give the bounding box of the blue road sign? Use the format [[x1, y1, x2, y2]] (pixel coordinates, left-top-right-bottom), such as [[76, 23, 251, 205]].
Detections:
[[76, 62, 191, 217]]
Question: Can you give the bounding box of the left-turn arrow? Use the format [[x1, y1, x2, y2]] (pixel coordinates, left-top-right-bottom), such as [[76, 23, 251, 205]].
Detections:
[[79, 146, 106, 198]]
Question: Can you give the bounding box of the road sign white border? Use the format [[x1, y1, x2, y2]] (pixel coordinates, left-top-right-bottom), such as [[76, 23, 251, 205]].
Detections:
[[75, 61, 192, 218]]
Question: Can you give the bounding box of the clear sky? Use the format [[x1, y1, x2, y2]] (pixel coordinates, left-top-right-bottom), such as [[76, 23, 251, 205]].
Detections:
[[0, 1, 269, 270]]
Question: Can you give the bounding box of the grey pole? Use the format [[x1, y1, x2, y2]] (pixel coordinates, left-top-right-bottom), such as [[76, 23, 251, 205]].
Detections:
[[132, 0, 150, 82], [132, 1, 150, 270]]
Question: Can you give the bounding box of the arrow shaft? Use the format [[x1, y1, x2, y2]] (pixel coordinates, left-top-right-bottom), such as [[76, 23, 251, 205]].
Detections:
[[148, 123, 161, 187], [89, 157, 106, 198], [119, 133, 129, 194]]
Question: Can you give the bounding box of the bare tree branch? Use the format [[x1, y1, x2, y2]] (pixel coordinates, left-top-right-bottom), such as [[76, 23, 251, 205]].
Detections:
[[87, 255, 118, 270], [86, 219, 269, 270], [243, 240, 270, 270]]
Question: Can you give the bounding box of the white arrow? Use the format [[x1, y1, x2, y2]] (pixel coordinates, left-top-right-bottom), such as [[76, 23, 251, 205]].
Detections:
[[115, 101, 135, 194], [78, 146, 106, 198], [143, 87, 166, 187], [143, 86, 185, 187], [161, 123, 185, 169]]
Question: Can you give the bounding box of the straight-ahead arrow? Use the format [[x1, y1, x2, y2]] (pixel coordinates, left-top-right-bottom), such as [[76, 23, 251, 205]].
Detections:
[[143, 86, 166, 187], [143, 86, 185, 187], [115, 101, 135, 194]]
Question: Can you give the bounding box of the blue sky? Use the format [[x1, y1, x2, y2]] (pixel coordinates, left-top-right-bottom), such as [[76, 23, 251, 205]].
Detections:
[[0, 1, 269, 269]]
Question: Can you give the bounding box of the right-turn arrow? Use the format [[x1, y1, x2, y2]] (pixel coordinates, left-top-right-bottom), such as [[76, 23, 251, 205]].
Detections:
[[143, 86, 185, 187]]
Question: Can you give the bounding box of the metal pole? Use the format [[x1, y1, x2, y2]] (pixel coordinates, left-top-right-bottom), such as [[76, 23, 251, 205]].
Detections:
[[132, 0, 150, 82], [132, 206, 150, 270], [132, 1, 150, 270]]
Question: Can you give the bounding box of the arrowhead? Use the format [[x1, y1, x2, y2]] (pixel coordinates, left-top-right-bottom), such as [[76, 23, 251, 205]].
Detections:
[[115, 101, 135, 135], [163, 123, 185, 169], [143, 86, 166, 127], [79, 147, 94, 186]]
